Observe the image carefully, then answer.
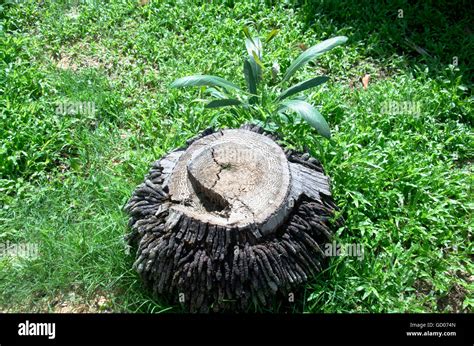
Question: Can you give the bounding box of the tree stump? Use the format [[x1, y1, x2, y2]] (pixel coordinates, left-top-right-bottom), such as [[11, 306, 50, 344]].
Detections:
[[125, 124, 343, 312]]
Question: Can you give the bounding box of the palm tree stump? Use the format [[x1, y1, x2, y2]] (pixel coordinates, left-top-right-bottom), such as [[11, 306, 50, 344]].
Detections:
[[125, 124, 342, 312]]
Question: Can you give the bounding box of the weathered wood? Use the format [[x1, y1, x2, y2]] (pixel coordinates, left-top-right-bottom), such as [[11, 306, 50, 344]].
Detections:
[[125, 124, 343, 311]]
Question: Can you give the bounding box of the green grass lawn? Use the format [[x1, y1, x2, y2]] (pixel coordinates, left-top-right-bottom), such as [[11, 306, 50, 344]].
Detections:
[[0, 0, 472, 313]]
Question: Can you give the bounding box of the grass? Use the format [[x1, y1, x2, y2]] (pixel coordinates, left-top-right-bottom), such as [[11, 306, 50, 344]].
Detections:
[[0, 0, 472, 313]]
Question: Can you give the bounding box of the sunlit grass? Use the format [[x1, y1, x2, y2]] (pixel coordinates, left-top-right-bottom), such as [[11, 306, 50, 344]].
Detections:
[[0, 0, 472, 313]]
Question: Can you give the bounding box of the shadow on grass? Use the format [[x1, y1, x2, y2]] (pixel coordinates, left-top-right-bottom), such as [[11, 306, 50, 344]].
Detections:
[[292, 0, 473, 86]]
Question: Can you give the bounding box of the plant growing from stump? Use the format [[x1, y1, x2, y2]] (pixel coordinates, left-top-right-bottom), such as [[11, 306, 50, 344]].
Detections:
[[171, 29, 348, 139], [125, 31, 347, 312]]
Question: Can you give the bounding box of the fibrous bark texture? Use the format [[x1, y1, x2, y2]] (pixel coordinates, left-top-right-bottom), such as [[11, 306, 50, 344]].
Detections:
[[125, 124, 343, 312]]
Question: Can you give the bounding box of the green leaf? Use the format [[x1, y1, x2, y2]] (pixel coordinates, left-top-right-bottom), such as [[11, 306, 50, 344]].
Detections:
[[278, 112, 289, 123], [265, 29, 280, 43], [245, 37, 262, 59], [252, 51, 264, 69], [278, 99, 331, 138], [278, 76, 329, 100], [282, 36, 347, 82], [243, 59, 257, 104], [206, 87, 228, 99], [244, 37, 262, 85], [362, 289, 371, 300], [243, 26, 251, 40], [205, 99, 243, 108], [249, 57, 261, 83], [170, 75, 241, 91]]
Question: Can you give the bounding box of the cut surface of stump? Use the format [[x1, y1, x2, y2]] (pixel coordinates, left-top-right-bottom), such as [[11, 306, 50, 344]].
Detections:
[[125, 124, 343, 312], [170, 129, 291, 234]]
